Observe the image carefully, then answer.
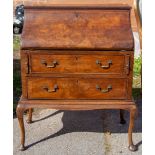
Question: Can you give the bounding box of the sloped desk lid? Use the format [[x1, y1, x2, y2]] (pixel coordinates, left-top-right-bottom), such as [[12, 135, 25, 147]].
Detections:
[[21, 4, 134, 50]]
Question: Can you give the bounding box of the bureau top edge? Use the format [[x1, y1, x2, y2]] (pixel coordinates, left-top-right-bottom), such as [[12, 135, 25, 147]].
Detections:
[[20, 47, 134, 51], [24, 4, 131, 10]]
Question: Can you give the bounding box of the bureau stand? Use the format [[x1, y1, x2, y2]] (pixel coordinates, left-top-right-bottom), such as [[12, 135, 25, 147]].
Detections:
[[16, 3, 138, 152], [17, 99, 137, 151]]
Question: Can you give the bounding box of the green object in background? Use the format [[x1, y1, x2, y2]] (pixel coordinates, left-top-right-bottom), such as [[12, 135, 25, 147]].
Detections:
[[133, 56, 142, 76], [13, 35, 20, 51]]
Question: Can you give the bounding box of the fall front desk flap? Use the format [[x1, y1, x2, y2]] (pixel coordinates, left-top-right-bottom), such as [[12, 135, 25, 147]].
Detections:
[[21, 5, 134, 50]]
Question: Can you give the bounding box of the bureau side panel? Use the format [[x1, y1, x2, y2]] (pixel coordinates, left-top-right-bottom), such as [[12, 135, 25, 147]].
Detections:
[[20, 50, 29, 98], [126, 51, 134, 100]]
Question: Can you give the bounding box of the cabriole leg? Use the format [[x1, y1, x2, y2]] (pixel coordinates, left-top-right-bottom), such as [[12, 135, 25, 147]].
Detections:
[[128, 106, 137, 151], [16, 104, 26, 151], [26, 108, 33, 123]]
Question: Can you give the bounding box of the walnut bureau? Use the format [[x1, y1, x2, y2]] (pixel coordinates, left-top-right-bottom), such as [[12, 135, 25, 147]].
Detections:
[[16, 3, 137, 152]]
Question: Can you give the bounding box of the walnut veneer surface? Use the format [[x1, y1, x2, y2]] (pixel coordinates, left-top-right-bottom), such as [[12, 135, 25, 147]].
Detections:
[[16, 3, 138, 152]]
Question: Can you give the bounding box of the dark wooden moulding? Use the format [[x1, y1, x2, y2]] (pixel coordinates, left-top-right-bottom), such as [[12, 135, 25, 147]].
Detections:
[[17, 4, 137, 152]]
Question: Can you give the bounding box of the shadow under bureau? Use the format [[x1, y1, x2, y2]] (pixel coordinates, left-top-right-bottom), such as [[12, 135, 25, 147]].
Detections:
[[16, 3, 137, 152]]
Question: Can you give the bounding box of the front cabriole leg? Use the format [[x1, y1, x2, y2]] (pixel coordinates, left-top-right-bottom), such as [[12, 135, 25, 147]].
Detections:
[[128, 105, 138, 151], [16, 104, 27, 151]]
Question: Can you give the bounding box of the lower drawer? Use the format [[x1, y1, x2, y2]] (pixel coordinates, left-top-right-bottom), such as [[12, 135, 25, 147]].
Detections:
[[27, 77, 127, 99]]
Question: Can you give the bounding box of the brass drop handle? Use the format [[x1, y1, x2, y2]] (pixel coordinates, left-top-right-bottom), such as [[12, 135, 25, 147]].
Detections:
[[96, 60, 112, 69], [96, 85, 112, 93], [41, 60, 58, 68], [43, 84, 58, 93]]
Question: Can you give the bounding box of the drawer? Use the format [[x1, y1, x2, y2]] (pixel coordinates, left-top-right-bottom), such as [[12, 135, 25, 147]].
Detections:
[[30, 54, 128, 74], [28, 77, 127, 99]]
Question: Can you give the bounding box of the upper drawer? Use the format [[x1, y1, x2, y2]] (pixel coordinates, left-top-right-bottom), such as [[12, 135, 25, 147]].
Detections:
[[30, 53, 130, 75], [21, 6, 134, 50]]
